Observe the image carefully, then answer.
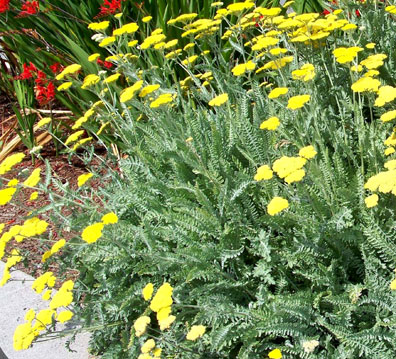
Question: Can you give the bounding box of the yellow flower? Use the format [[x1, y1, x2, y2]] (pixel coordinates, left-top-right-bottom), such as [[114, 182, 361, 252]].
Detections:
[[385, 147, 395, 156], [272, 156, 307, 178], [88, 21, 110, 31], [365, 194, 379, 208], [120, 80, 144, 103], [49, 280, 74, 309], [232, 60, 256, 76], [113, 22, 139, 36], [183, 42, 195, 51], [88, 53, 101, 62], [29, 192, 38, 201], [0, 153, 25, 175], [374, 86, 396, 107], [57, 310, 74, 323], [366, 43, 376, 49], [81, 74, 100, 89], [81, 222, 104, 243], [103, 73, 121, 84], [332, 46, 363, 64], [139, 84, 161, 98], [32, 272, 56, 294], [142, 283, 154, 300], [257, 56, 293, 72], [360, 54, 387, 70], [390, 278, 396, 290], [167, 13, 198, 25], [65, 130, 84, 145], [128, 39, 139, 47], [267, 197, 289, 216], [99, 36, 116, 47], [380, 110, 396, 123], [141, 339, 155, 353], [141, 34, 166, 50], [182, 55, 198, 66], [260, 117, 280, 130], [268, 87, 288, 99], [292, 63, 315, 81], [351, 77, 381, 93], [159, 315, 176, 330], [134, 316, 151, 337], [150, 282, 173, 312], [23, 168, 41, 187], [101, 212, 118, 224], [55, 64, 81, 80], [268, 348, 282, 359], [36, 117, 51, 128], [227, 1, 254, 13], [77, 173, 93, 187], [299, 145, 317, 159], [150, 93, 174, 108], [287, 94, 310, 110], [0, 187, 17, 205], [57, 82, 72, 91], [164, 39, 178, 49], [251, 36, 279, 51], [208, 93, 229, 107], [284, 168, 305, 184], [186, 325, 206, 341], [341, 23, 357, 31], [142, 16, 152, 23], [254, 165, 273, 181]]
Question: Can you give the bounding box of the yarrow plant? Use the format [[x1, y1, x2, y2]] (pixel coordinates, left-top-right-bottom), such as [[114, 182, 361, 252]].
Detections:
[[2, 1, 396, 358]]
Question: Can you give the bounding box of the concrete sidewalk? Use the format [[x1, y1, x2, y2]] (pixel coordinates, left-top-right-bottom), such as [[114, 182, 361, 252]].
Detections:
[[0, 261, 91, 359]]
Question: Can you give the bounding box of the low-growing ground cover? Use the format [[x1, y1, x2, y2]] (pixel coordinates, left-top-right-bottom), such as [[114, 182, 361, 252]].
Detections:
[[2, 1, 396, 359]]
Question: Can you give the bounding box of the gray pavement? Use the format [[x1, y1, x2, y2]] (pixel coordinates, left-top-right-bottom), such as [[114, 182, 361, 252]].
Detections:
[[0, 261, 91, 359]]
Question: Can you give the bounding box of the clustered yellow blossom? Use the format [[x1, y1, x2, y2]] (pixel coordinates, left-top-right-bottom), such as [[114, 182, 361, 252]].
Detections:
[[81, 212, 118, 243], [0, 152, 25, 175], [268, 348, 282, 359], [41, 239, 66, 263], [77, 172, 93, 187], [260, 116, 280, 131], [186, 325, 206, 340], [208, 93, 229, 107]]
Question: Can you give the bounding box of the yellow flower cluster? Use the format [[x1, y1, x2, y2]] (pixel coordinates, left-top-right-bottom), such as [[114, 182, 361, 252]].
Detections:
[[267, 197, 289, 216], [81, 212, 118, 243], [81, 74, 100, 89], [50, 280, 74, 309], [0, 249, 21, 286], [41, 239, 66, 263], [292, 63, 315, 81], [113, 22, 139, 36], [55, 64, 81, 80], [208, 93, 229, 107], [0, 152, 25, 175], [260, 116, 280, 131], [23, 168, 41, 187]]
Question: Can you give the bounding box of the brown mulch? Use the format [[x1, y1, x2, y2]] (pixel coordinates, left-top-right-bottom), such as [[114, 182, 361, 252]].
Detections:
[[0, 95, 119, 287]]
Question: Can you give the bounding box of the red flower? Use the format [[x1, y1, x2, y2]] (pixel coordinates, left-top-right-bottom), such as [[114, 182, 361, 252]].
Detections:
[[35, 81, 55, 106], [355, 9, 361, 17], [97, 58, 114, 69], [96, 0, 124, 17], [0, 0, 10, 13], [322, 9, 331, 15], [15, 62, 37, 80], [49, 62, 63, 74], [35, 70, 47, 86], [20, 0, 39, 16]]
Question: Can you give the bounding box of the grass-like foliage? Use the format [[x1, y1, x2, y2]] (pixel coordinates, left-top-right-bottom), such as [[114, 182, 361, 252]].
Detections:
[[2, 1, 396, 359]]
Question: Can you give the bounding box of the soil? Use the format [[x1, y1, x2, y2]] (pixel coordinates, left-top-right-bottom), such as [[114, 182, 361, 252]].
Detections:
[[0, 93, 114, 286]]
